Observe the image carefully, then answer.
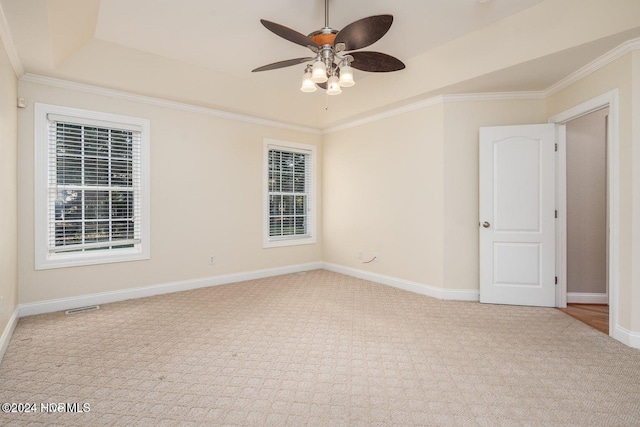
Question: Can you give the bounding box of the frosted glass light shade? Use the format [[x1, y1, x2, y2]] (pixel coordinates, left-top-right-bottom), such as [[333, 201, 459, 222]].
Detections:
[[311, 61, 328, 83], [300, 71, 317, 92], [326, 75, 342, 95], [338, 64, 355, 87]]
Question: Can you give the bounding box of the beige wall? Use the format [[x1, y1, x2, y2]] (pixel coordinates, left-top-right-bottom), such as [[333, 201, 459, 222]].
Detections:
[[565, 108, 608, 295], [546, 53, 636, 333], [322, 98, 546, 292], [0, 42, 18, 334], [322, 106, 446, 289], [17, 81, 322, 304]]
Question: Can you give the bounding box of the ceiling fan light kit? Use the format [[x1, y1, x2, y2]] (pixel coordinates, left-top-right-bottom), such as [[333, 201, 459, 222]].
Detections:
[[253, 0, 405, 96], [311, 60, 328, 83], [300, 65, 318, 92], [326, 75, 342, 95], [338, 62, 355, 87]]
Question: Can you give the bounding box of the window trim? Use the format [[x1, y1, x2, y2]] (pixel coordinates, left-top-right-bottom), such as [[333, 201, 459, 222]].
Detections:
[[34, 103, 151, 270], [263, 139, 317, 248]]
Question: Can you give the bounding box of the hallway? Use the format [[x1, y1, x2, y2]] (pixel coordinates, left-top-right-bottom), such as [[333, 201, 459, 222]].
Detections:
[[560, 304, 609, 334]]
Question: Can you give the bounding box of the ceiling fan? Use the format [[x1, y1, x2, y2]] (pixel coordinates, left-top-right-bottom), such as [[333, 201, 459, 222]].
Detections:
[[251, 0, 405, 95]]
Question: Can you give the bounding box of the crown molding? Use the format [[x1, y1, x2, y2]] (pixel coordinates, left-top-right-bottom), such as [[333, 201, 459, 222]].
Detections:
[[20, 74, 547, 136], [324, 37, 640, 134], [20, 74, 322, 135], [322, 96, 445, 134], [0, 2, 24, 77], [19, 36, 640, 135], [322, 91, 545, 134], [545, 37, 640, 97], [441, 91, 546, 103]]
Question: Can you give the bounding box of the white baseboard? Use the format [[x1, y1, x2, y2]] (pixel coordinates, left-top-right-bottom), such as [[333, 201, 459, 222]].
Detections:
[[613, 324, 640, 350], [8, 263, 640, 352], [567, 292, 608, 304], [0, 306, 20, 363], [322, 262, 479, 302], [19, 262, 323, 317]]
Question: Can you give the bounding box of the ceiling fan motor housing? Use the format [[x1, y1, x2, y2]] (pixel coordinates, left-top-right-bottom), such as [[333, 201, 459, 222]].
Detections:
[[309, 28, 338, 47]]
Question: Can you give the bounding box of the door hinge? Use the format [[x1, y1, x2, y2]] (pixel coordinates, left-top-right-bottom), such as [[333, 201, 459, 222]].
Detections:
[[555, 209, 558, 219], [555, 276, 558, 285], [555, 143, 558, 152]]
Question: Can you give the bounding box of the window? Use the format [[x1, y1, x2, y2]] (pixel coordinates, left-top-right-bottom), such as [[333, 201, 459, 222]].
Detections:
[[263, 139, 316, 248], [35, 104, 150, 269]]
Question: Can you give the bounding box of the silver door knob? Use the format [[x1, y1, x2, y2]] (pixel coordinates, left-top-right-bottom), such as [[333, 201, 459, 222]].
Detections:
[[482, 221, 490, 228]]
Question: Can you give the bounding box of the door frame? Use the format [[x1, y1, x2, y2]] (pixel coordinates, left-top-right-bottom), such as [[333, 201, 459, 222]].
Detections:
[[548, 89, 619, 337]]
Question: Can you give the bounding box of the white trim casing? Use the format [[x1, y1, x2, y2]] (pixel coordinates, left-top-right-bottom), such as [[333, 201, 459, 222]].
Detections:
[[34, 103, 151, 269], [555, 124, 568, 308], [263, 139, 318, 249], [549, 89, 619, 340]]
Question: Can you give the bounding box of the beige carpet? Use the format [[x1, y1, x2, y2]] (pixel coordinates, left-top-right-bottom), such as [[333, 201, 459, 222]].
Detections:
[[1, 270, 639, 426]]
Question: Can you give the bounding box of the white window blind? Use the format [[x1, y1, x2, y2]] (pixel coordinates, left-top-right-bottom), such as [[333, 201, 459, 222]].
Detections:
[[267, 146, 312, 240], [46, 115, 142, 253]]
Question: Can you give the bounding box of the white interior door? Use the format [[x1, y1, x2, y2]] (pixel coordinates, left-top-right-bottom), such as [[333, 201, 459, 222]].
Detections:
[[479, 124, 556, 307]]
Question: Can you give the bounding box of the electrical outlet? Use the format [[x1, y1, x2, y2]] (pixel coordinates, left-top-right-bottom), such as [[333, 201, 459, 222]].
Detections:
[[209, 255, 216, 265], [357, 251, 363, 260]]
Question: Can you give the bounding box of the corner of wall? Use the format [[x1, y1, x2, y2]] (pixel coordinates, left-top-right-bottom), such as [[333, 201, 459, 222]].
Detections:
[[0, 36, 19, 364], [0, 307, 19, 363], [630, 49, 640, 338]]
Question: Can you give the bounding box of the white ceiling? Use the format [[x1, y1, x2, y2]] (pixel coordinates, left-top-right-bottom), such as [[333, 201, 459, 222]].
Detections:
[[93, 0, 544, 81], [2, 0, 640, 128]]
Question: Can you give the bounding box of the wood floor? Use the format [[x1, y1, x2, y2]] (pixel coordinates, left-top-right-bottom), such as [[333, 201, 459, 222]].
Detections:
[[559, 304, 609, 334]]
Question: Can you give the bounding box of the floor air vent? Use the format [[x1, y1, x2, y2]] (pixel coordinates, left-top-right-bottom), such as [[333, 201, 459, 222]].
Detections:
[[65, 305, 100, 315]]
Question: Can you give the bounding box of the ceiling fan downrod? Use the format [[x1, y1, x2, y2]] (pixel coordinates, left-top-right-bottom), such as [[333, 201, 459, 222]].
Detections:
[[324, 0, 329, 28]]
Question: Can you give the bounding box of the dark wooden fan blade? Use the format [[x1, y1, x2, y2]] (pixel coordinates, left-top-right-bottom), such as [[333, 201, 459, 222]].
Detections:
[[261, 19, 319, 50], [252, 57, 313, 72], [335, 15, 393, 51], [350, 51, 405, 72], [317, 82, 327, 90]]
